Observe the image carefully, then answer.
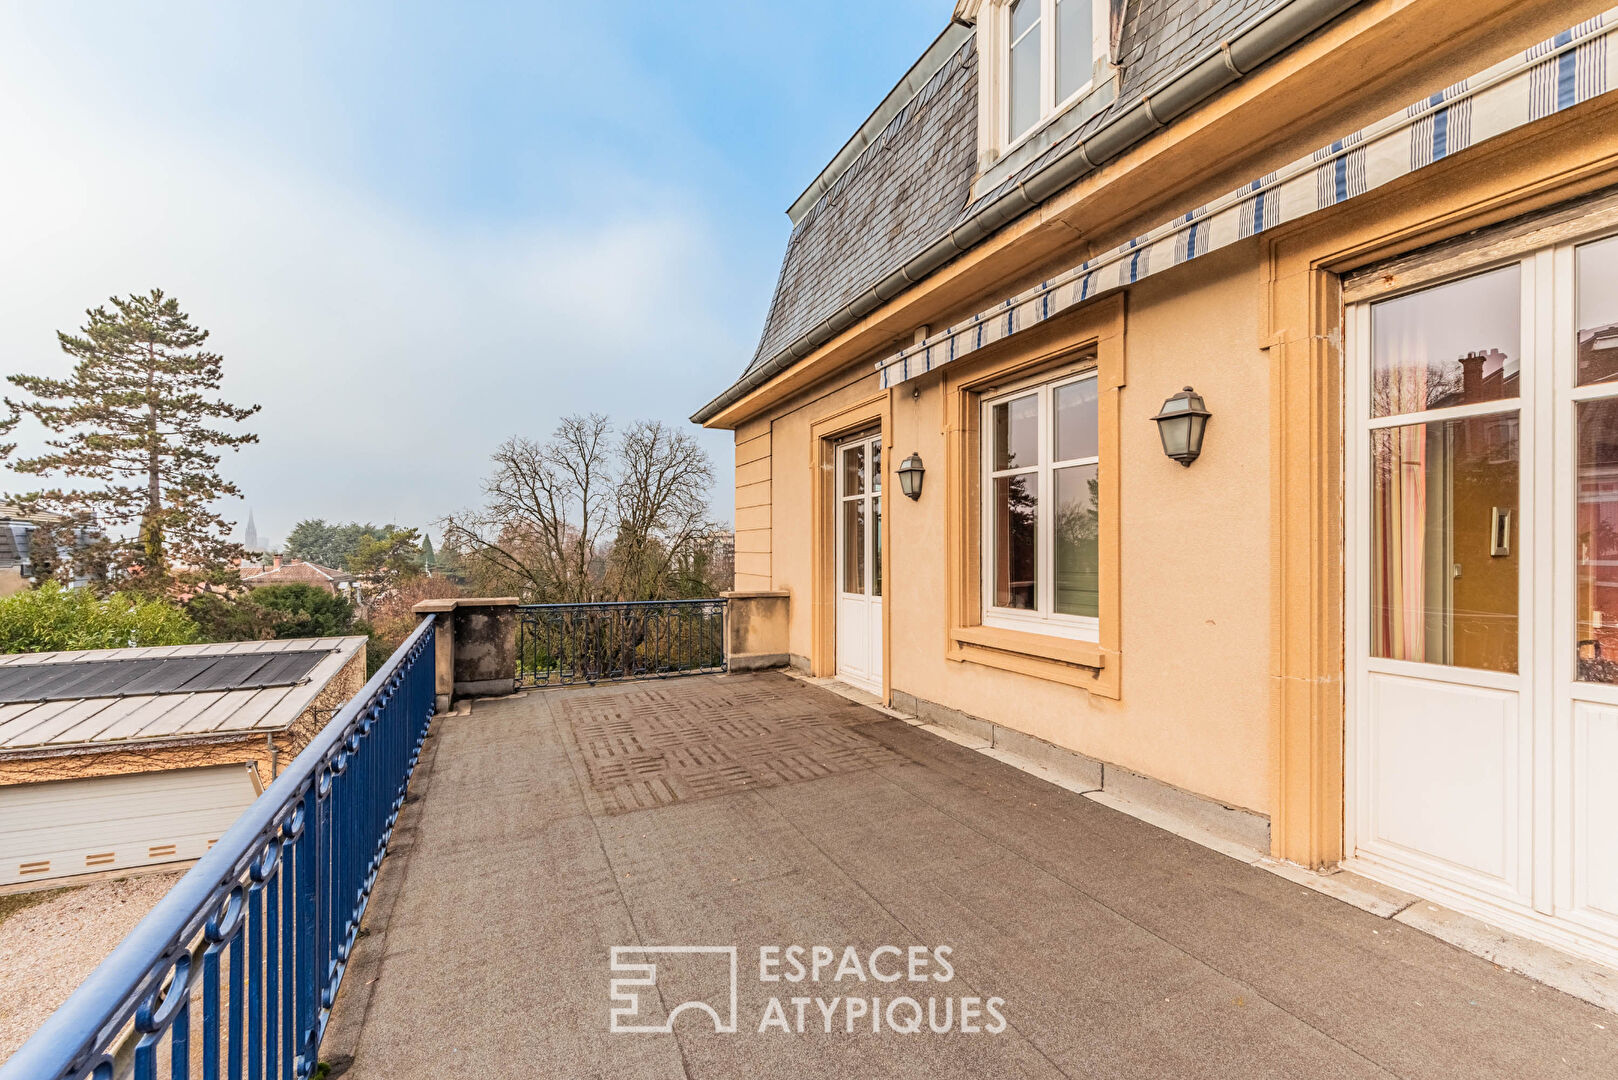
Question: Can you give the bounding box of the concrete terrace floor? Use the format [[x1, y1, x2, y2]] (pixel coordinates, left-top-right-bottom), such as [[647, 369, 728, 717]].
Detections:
[[323, 672, 1618, 1080]]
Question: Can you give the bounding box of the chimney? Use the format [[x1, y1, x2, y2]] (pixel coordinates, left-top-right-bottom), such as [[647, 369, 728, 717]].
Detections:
[[1459, 351, 1485, 404], [273, 554, 282, 570]]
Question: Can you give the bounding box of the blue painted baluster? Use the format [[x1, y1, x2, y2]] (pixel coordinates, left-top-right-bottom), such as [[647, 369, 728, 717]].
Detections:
[[134, 1031, 157, 1080], [200, 889, 244, 1080], [295, 793, 317, 1077], [347, 729, 361, 921], [133, 953, 192, 1080], [171, 994, 191, 1080], [264, 850, 279, 1080], [201, 934, 222, 1080], [326, 757, 340, 980], [228, 908, 244, 1080], [280, 830, 295, 1080], [321, 764, 338, 1009], [248, 872, 264, 1080], [333, 749, 348, 974]]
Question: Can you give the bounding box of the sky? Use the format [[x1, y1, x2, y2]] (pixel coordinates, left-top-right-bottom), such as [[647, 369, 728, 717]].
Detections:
[[0, 0, 947, 548]]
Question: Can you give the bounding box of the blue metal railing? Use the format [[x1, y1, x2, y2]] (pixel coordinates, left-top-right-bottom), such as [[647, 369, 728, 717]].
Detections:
[[1, 616, 439, 1080], [517, 599, 726, 686]]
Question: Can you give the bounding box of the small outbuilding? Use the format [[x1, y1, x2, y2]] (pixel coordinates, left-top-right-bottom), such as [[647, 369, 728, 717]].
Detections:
[[0, 637, 366, 888], [239, 555, 358, 597]]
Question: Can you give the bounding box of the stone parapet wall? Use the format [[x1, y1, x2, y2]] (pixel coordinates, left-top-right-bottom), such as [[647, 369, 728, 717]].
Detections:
[[722, 591, 790, 672]]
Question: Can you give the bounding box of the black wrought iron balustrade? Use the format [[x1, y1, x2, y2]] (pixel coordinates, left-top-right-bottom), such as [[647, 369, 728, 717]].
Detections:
[[517, 599, 726, 686], [0, 616, 439, 1080]]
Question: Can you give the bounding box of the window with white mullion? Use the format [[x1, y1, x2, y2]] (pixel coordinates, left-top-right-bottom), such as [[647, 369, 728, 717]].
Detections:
[[1004, 0, 1098, 147], [983, 371, 1100, 639], [1007, 0, 1042, 142], [1054, 0, 1094, 105], [1573, 233, 1618, 684]]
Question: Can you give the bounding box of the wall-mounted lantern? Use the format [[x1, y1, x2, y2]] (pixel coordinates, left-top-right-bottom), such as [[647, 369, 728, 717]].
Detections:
[[1151, 386, 1211, 467], [897, 452, 925, 500]]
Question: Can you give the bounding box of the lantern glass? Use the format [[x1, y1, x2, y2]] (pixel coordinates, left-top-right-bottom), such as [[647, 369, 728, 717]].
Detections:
[[897, 452, 925, 499], [1158, 414, 1189, 459], [1151, 387, 1211, 466]]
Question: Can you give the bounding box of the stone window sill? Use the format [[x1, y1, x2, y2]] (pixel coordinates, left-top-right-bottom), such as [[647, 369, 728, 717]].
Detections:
[[948, 624, 1119, 698]]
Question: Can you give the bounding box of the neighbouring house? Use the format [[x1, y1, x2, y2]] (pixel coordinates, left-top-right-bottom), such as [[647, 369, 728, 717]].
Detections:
[[0, 637, 367, 888], [240, 554, 359, 598], [695, 0, 1618, 972], [0, 504, 99, 594]]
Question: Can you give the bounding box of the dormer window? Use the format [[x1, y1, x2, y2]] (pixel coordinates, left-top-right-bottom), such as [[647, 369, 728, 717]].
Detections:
[[969, 0, 1111, 160], [1008, 0, 1098, 141]]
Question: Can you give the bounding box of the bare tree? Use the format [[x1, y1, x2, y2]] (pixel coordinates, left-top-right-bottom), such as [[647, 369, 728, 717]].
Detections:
[[441, 415, 614, 602], [442, 414, 719, 603], [606, 421, 715, 600]]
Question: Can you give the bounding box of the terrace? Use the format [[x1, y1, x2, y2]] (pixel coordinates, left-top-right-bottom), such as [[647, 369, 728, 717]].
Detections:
[[5, 601, 1616, 1080]]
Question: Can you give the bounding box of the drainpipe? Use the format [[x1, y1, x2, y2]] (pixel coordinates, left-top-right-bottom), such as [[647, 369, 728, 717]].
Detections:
[[691, 0, 1363, 425]]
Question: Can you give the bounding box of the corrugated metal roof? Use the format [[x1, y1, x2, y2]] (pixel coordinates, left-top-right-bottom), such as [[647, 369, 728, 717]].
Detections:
[[0, 650, 327, 704], [0, 638, 365, 754]]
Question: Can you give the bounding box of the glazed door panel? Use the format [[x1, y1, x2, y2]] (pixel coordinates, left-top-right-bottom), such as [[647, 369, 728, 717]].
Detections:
[[1348, 235, 1618, 971], [835, 435, 883, 694]]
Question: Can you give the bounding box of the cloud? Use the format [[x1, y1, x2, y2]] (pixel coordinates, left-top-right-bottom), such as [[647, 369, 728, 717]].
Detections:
[[0, 29, 743, 546]]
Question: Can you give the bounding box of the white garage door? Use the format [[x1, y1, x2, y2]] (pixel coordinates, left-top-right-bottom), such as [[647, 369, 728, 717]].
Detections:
[[0, 764, 262, 887]]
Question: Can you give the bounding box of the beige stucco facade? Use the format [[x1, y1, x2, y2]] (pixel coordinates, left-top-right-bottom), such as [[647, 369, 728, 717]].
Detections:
[[706, 0, 1618, 869]]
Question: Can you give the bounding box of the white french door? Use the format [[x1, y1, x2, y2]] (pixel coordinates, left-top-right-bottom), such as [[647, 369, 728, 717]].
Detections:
[[835, 433, 883, 695], [1346, 230, 1618, 971]]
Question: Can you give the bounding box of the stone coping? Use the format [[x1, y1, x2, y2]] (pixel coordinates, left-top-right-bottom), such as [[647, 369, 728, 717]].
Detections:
[[412, 597, 520, 613]]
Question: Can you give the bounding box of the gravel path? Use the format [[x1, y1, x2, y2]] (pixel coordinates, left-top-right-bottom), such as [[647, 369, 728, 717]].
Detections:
[[0, 871, 181, 1060]]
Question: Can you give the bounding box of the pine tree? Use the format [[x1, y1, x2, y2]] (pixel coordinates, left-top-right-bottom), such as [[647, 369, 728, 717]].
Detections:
[[421, 533, 435, 568], [0, 404, 17, 464], [8, 289, 260, 592]]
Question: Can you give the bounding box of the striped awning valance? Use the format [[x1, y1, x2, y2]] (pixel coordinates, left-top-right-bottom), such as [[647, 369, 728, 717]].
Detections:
[[878, 11, 1616, 388]]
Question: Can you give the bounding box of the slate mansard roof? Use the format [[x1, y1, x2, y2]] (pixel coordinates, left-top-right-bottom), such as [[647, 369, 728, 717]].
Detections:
[[750, 35, 981, 372], [739, 0, 1299, 384]]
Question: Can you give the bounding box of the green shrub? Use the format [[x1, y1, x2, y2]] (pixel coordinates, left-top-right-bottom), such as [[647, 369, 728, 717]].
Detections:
[[0, 583, 198, 653], [184, 591, 285, 642], [185, 584, 361, 643], [241, 584, 358, 639]]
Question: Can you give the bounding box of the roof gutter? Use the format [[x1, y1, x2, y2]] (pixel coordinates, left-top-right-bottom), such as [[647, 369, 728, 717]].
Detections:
[[692, 0, 1362, 425]]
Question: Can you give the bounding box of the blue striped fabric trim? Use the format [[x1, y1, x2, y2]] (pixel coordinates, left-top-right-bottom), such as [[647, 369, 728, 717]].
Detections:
[[1408, 80, 1473, 168], [874, 9, 1618, 387]]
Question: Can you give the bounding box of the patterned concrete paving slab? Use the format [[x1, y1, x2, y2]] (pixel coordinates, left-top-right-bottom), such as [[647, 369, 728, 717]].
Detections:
[[326, 673, 1618, 1080], [555, 678, 907, 814]]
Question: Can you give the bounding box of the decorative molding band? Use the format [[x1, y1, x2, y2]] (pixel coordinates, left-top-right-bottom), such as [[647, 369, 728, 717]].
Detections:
[[878, 11, 1615, 387]]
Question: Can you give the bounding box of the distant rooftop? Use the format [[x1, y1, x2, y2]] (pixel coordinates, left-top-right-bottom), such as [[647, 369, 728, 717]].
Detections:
[[240, 557, 355, 587], [0, 504, 69, 526]]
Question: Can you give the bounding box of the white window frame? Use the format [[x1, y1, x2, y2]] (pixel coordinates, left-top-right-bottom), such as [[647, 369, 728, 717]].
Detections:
[[980, 368, 1101, 641], [996, 0, 1107, 153]]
